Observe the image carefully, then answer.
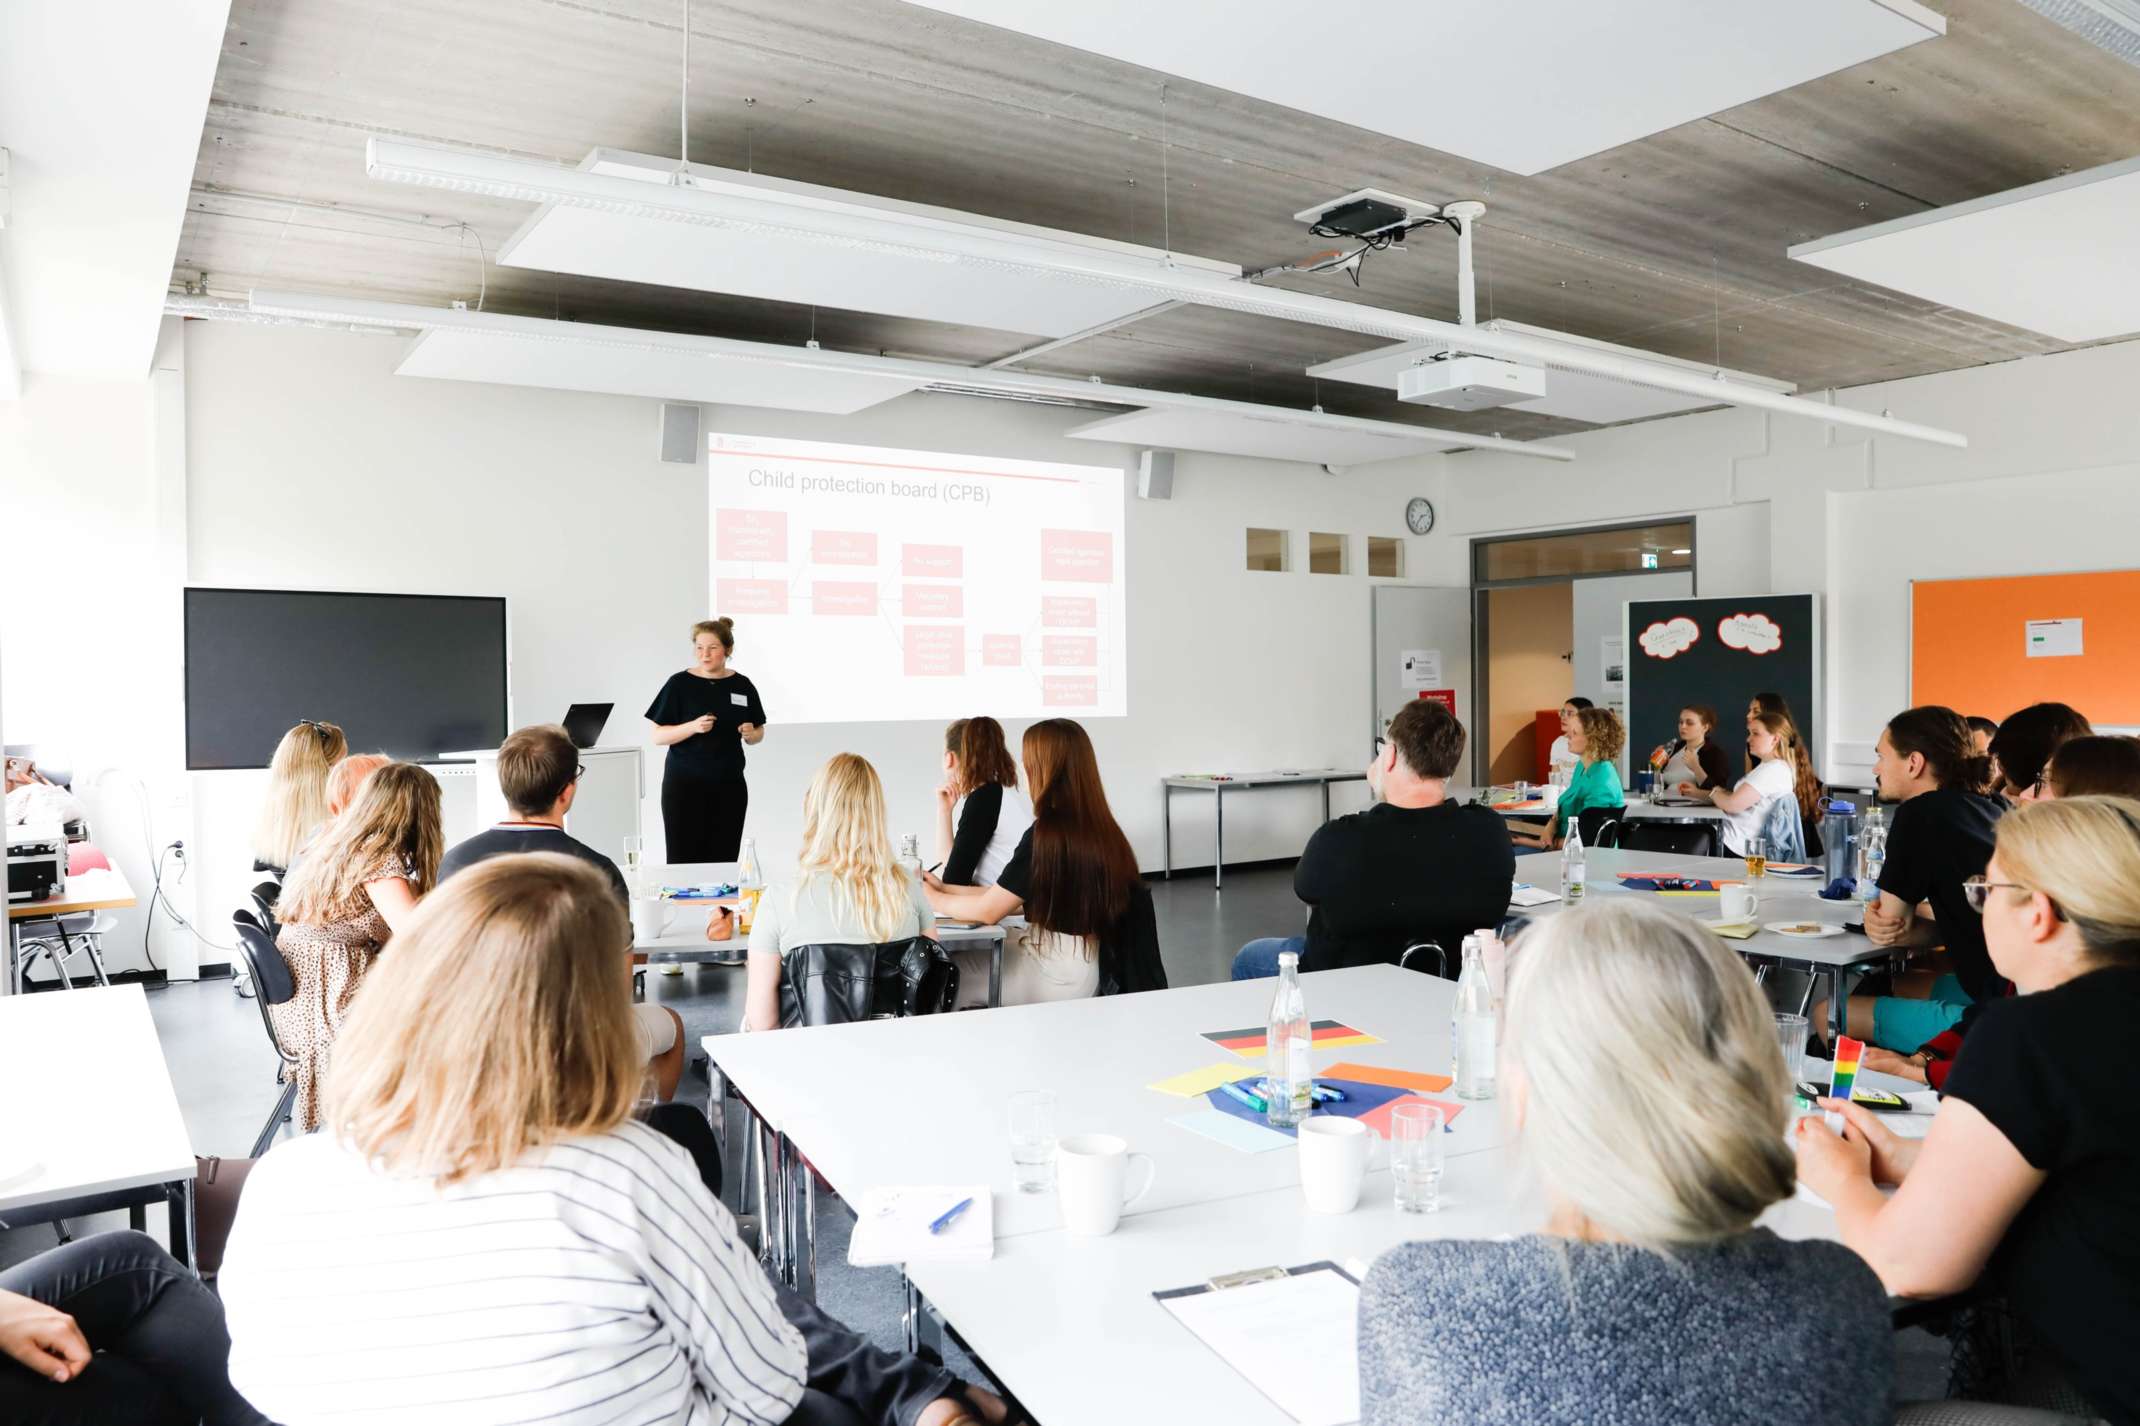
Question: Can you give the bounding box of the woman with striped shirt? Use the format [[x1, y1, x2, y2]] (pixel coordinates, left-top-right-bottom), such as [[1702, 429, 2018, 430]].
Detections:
[[220, 852, 1008, 1426]]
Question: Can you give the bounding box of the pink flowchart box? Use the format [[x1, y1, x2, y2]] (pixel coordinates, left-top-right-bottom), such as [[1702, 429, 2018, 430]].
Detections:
[[903, 584, 964, 619], [813, 581, 877, 616], [812, 530, 879, 566], [1043, 674, 1099, 708], [1042, 635, 1098, 667], [1040, 529, 1113, 583], [902, 544, 964, 577], [1041, 595, 1097, 628], [981, 635, 1022, 668], [717, 579, 788, 615], [716, 509, 788, 562], [904, 626, 966, 677]]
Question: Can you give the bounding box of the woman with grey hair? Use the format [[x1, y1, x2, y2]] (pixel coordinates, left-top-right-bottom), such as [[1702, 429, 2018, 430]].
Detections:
[[1358, 900, 1892, 1425]]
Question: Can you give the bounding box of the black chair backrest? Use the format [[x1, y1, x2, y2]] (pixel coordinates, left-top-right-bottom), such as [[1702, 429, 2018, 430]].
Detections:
[[1620, 821, 1719, 858], [251, 878, 282, 910], [1576, 806, 1622, 849], [779, 936, 959, 1028], [1098, 883, 1167, 997], [248, 892, 280, 937], [234, 920, 298, 1007], [234, 906, 263, 932]]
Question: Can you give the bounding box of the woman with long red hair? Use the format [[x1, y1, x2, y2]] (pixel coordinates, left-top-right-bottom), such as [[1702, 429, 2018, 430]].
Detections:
[[925, 718, 1159, 1003]]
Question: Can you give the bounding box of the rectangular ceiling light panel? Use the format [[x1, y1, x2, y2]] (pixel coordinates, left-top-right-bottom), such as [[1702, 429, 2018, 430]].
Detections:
[[394, 326, 922, 414], [1788, 155, 2140, 343], [898, 0, 1943, 175], [491, 147, 1238, 340], [1306, 321, 1796, 425], [1063, 406, 1461, 466]]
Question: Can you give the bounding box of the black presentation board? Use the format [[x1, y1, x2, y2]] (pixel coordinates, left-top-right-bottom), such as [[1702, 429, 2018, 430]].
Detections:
[[184, 587, 508, 770], [1625, 593, 1818, 780]]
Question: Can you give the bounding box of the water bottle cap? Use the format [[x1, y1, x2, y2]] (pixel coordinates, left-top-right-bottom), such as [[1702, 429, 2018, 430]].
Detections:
[[1277, 950, 1299, 965], [1828, 799, 1855, 813]]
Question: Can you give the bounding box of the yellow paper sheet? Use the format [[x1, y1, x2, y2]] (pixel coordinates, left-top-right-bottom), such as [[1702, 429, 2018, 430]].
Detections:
[[1147, 1063, 1265, 1098]]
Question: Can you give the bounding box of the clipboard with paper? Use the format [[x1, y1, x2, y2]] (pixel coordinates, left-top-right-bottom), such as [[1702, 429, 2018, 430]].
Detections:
[[1153, 1261, 1362, 1426]]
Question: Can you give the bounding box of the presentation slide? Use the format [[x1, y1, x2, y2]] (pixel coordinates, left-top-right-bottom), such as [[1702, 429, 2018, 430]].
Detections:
[[708, 432, 1127, 724]]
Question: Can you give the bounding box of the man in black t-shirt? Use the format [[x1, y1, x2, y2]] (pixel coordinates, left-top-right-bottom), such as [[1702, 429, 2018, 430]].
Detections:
[[437, 724, 632, 904], [438, 725, 685, 1098], [1230, 700, 1514, 979]]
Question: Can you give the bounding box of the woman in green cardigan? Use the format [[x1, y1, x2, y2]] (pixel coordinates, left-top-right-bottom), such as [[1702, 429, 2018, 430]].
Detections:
[[1513, 706, 1626, 851]]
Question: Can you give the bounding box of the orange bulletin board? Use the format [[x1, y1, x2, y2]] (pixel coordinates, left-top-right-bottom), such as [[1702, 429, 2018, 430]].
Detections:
[[1912, 571, 2140, 725]]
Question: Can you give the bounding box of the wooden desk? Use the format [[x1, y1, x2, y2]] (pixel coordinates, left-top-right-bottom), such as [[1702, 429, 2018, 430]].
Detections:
[[7, 866, 137, 995]]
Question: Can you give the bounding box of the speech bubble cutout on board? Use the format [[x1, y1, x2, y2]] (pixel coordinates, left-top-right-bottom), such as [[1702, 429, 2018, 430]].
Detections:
[[1638, 616, 1700, 660], [1717, 612, 1783, 655]]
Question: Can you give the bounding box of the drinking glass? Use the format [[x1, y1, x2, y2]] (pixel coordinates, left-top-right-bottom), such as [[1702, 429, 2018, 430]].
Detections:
[[621, 835, 646, 891], [1390, 1102, 1446, 1214], [633, 1073, 661, 1115], [1773, 1012, 1809, 1092], [1744, 836, 1769, 886], [1008, 1090, 1058, 1194]]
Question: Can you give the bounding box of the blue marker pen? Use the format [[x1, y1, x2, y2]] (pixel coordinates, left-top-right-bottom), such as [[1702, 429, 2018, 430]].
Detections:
[[928, 1197, 975, 1235]]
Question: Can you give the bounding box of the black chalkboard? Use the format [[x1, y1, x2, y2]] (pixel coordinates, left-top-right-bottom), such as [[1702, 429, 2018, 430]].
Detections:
[[1626, 594, 1819, 780]]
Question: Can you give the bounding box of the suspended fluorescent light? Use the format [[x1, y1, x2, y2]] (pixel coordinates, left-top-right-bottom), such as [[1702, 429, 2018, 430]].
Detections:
[[229, 289, 1575, 462], [364, 137, 1969, 450]]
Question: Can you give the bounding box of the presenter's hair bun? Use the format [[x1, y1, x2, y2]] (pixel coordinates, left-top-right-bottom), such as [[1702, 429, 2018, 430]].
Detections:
[[691, 617, 736, 649]]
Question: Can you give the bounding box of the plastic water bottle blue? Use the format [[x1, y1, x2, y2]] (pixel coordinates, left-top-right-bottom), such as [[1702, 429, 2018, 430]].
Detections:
[[1264, 952, 1313, 1128]]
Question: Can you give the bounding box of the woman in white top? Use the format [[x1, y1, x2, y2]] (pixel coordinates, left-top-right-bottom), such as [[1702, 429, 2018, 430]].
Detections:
[[744, 753, 934, 1032], [933, 717, 1032, 889], [1688, 711, 1810, 857], [1546, 698, 1592, 787], [221, 852, 1005, 1426]]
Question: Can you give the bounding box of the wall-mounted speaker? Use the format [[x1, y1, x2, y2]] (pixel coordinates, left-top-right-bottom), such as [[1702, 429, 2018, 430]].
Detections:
[[1137, 449, 1175, 500], [660, 403, 702, 464]]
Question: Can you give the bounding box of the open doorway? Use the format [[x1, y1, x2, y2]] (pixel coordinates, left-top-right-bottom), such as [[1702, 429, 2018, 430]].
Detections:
[[1472, 521, 1695, 785]]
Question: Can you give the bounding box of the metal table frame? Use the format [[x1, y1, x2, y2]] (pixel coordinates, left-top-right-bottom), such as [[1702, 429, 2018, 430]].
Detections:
[[1160, 771, 1367, 890]]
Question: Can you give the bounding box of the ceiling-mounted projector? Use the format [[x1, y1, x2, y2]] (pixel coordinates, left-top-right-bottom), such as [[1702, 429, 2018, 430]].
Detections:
[[1397, 354, 1546, 411]]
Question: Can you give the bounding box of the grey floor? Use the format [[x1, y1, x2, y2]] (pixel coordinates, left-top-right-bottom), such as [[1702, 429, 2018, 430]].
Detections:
[[0, 863, 1948, 1407]]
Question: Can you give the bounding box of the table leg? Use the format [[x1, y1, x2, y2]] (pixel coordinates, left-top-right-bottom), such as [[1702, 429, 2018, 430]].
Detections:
[[1213, 787, 1225, 892], [903, 1274, 945, 1361], [167, 1179, 198, 1272], [989, 937, 1002, 1009], [1321, 779, 1331, 824], [790, 1136, 816, 1303], [1829, 967, 1849, 1046], [754, 1112, 784, 1277], [1161, 786, 1172, 880]]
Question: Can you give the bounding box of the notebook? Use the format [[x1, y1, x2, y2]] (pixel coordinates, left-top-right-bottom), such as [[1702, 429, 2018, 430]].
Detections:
[[848, 1185, 994, 1266]]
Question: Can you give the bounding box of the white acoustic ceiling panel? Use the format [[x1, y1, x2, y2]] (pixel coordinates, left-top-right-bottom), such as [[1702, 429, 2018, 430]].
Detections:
[[898, 0, 1944, 175], [495, 148, 1238, 340], [1307, 320, 1796, 425], [1063, 406, 1468, 466], [395, 326, 922, 415], [1788, 155, 2140, 343]]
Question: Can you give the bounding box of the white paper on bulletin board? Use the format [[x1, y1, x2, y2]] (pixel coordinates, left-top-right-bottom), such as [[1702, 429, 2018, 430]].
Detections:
[[2026, 619, 2082, 658], [1601, 637, 1626, 693], [1401, 649, 1443, 689]]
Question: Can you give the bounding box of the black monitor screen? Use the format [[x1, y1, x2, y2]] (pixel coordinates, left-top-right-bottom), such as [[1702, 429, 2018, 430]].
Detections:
[[185, 587, 508, 770]]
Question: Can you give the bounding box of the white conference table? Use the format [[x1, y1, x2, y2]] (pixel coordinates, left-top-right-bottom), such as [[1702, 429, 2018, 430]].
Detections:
[[6, 865, 138, 995], [703, 966, 1502, 1294], [705, 961, 1930, 1424], [635, 861, 1011, 1005], [1161, 770, 1369, 889], [0, 984, 198, 1264], [1528, 847, 1898, 1042]]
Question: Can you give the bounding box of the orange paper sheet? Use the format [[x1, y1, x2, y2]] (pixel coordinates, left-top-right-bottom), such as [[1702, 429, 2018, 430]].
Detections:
[[1321, 1061, 1453, 1094], [1356, 1093, 1466, 1139]]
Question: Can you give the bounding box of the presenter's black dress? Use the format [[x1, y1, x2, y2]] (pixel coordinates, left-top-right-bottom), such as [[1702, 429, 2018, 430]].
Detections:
[[645, 670, 766, 863]]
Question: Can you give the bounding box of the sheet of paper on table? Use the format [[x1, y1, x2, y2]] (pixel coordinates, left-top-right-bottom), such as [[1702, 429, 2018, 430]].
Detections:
[[1157, 1266, 1362, 1426]]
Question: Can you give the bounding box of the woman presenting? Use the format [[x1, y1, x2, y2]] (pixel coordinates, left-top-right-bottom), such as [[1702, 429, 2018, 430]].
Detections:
[[645, 618, 766, 863]]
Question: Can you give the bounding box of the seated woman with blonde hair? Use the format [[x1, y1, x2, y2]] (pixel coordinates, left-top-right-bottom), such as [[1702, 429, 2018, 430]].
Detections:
[[1798, 796, 2140, 1423], [743, 752, 935, 1032], [221, 853, 1006, 1426], [250, 719, 346, 877], [272, 761, 441, 1129], [1359, 899, 1891, 1424]]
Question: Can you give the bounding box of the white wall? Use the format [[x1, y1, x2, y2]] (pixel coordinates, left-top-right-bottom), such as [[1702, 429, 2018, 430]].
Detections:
[[178, 321, 1455, 927], [1403, 337, 2140, 782], [0, 327, 193, 979]]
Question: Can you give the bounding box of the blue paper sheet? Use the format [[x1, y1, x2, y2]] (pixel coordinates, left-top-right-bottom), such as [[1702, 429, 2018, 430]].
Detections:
[[1200, 1077, 1412, 1139]]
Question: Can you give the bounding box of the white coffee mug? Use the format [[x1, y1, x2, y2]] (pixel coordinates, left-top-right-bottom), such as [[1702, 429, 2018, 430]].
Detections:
[[1056, 1133, 1156, 1236], [1298, 1116, 1377, 1215], [630, 896, 675, 943], [1719, 884, 1759, 925]]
